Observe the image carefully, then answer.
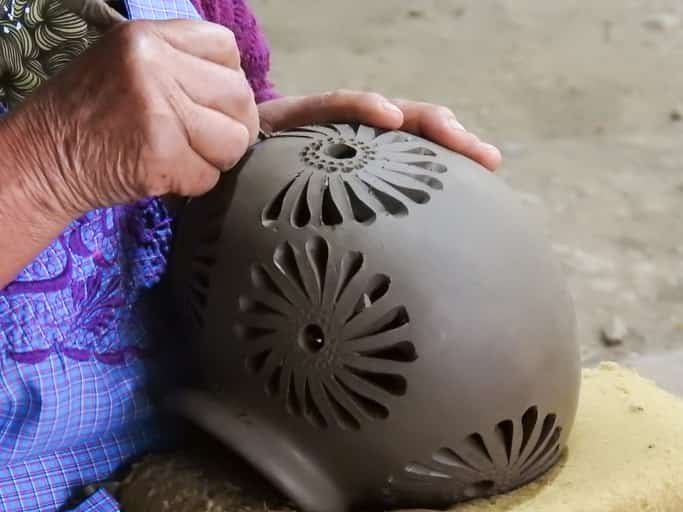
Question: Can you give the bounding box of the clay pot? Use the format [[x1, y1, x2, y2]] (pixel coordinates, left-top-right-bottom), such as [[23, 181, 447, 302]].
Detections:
[[169, 124, 581, 512]]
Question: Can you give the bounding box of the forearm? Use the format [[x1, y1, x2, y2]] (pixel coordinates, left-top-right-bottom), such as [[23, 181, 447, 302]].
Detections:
[[0, 111, 73, 289]]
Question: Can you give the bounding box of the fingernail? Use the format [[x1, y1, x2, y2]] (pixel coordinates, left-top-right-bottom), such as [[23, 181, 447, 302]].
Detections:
[[447, 117, 465, 131], [480, 142, 501, 158], [382, 100, 403, 115], [481, 142, 499, 152]]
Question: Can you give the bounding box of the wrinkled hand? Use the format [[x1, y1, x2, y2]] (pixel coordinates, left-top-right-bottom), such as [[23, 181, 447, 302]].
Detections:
[[6, 19, 259, 219], [258, 90, 501, 171]]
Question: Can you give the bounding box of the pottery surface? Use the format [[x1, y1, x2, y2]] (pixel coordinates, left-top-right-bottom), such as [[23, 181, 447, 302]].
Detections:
[[170, 124, 581, 512]]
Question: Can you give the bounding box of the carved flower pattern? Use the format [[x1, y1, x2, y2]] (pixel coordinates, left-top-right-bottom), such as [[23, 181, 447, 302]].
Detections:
[[231, 236, 418, 430], [384, 406, 563, 507], [262, 124, 448, 227]]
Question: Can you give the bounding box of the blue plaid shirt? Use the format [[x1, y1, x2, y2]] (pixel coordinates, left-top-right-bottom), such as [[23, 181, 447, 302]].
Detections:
[[0, 2, 202, 510]]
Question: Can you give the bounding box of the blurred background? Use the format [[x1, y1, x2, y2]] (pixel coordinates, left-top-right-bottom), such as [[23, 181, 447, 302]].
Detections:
[[251, 0, 683, 365]]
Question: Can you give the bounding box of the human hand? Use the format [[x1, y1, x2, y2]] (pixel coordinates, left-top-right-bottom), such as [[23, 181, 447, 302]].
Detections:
[[258, 90, 501, 171], [4, 19, 259, 221]]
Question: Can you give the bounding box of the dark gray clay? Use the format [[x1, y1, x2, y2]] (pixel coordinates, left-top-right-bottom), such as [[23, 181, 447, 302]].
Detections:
[[169, 124, 581, 512]]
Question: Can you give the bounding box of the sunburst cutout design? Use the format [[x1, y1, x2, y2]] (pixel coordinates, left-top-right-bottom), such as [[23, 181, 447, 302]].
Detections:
[[234, 236, 417, 430], [262, 124, 447, 228], [384, 406, 563, 506], [184, 199, 227, 332]]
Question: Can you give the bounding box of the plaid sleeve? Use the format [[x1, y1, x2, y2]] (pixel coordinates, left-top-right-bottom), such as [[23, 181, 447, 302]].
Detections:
[[67, 488, 121, 512], [123, 0, 201, 20]]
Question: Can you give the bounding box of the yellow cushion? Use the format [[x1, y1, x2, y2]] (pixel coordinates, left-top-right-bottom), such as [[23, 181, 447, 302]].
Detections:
[[419, 363, 683, 512]]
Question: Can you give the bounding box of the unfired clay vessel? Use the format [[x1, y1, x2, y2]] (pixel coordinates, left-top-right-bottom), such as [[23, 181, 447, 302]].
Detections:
[[169, 124, 581, 512]]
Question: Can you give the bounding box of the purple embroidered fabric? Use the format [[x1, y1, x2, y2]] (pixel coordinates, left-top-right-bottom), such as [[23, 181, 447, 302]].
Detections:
[[1, 200, 171, 364], [0, 1, 275, 510]]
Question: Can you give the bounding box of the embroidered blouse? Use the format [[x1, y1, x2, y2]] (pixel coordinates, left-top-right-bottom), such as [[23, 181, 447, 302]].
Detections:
[[0, 1, 275, 510]]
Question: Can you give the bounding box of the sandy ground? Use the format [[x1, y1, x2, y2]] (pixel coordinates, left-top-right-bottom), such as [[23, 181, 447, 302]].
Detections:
[[251, 0, 683, 365]]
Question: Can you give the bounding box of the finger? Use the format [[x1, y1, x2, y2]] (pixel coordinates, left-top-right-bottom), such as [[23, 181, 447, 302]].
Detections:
[[150, 19, 241, 69], [159, 109, 250, 197], [465, 141, 502, 172], [391, 99, 502, 171], [182, 104, 252, 171], [170, 150, 222, 197], [258, 90, 405, 133], [149, 138, 221, 198], [169, 50, 259, 143]]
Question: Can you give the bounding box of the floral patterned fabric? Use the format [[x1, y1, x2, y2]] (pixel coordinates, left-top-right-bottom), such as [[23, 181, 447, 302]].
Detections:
[[1, 200, 172, 364], [0, 0, 106, 110]]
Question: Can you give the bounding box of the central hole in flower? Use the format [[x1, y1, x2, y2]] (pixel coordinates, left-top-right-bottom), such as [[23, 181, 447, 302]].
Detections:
[[324, 143, 357, 159], [299, 324, 326, 353]]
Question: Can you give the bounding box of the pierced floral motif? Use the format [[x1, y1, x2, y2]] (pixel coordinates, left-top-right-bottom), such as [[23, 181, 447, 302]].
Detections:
[[262, 124, 447, 228], [234, 236, 417, 430], [384, 406, 563, 506]]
